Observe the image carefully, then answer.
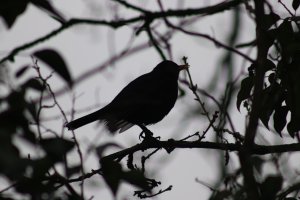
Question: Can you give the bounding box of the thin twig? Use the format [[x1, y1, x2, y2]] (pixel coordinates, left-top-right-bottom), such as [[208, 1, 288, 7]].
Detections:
[[35, 16, 204, 103], [171, 24, 254, 63], [49, 140, 300, 187], [32, 61, 86, 198], [0, 0, 246, 65], [114, 0, 149, 13], [181, 56, 217, 139], [0, 182, 18, 193], [134, 185, 172, 199], [141, 148, 160, 173], [278, 0, 294, 16], [145, 23, 166, 60]]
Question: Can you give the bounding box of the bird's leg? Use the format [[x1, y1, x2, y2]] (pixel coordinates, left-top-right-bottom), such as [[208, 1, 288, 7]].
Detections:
[[138, 124, 161, 142], [138, 124, 153, 139]]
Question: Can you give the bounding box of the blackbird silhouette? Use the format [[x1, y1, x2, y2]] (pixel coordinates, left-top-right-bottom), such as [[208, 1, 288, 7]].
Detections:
[[66, 60, 188, 133]]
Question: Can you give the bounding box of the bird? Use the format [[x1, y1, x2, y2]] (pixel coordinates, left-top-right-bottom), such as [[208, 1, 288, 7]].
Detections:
[[66, 60, 188, 133]]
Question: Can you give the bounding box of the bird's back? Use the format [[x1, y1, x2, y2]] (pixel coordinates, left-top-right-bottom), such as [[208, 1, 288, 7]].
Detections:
[[105, 70, 179, 126]]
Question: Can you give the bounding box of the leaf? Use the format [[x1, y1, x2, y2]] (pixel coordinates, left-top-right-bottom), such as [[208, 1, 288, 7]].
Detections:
[[30, 0, 66, 24], [15, 176, 54, 195], [236, 76, 254, 111], [40, 138, 75, 161], [7, 91, 26, 112], [101, 159, 122, 195], [264, 59, 276, 72], [31, 157, 53, 178], [123, 170, 149, 191], [100, 159, 149, 195], [66, 165, 82, 178], [0, 0, 29, 28], [15, 65, 30, 78], [284, 60, 300, 137], [275, 21, 295, 51], [263, 12, 281, 30], [23, 78, 44, 91], [33, 49, 73, 87], [259, 83, 283, 129], [260, 176, 283, 200], [21, 120, 37, 143], [252, 156, 264, 174], [287, 119, 297, 138], [26, 102, 38, 123], [0, 109, 21, 134], [293, 0, 300, 11], [273, 106, 288, 137], [268, 73, 275, 84], [0, 145, 28, 180]]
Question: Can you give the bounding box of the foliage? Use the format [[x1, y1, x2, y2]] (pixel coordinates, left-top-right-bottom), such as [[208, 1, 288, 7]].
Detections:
[[0, 63, 75, 199], [237, 15, 300, 138]]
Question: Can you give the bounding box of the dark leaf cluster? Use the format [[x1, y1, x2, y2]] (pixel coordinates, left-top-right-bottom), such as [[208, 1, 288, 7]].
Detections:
[[210, 162, 284, 200], [237, 13, 300, 137], [0, 0, 65, 29], [0, 63, 75, 199]]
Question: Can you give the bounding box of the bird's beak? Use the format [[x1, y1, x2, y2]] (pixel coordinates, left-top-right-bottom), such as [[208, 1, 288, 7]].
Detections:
[[178, 64, 189, 71]]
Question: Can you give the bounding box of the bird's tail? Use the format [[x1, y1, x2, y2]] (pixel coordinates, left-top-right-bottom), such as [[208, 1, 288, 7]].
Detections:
[[66, 110, 104, 130]]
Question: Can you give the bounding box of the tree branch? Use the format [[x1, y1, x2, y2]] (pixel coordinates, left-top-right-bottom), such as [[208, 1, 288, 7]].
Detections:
[[33, 16, 201, 102], [239, 0, 269, 199], [0, 0, 246, 64], [165, 20, 255, 63], [103, 140, 300, 161], [48, 138, 300, 189]]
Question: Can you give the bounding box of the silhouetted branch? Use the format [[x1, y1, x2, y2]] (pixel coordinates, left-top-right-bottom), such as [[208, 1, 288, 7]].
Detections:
[[0, 0, 246, 64], [114, 0, 149, 13], [278, 0, 294, 16], [278, 182, 300, 199], [239, 0, 269, 199], [134, 185, 172, 199], [3, 139, 300, 194], [32, 61, 86, 197], [156, 1, 254, 63], [167, 21, 255, 63], [44, 139, 300, 190], [182, 57, 226, 139], [52, 172, 82, 199], [145, 23, 167, 60], [103, 140, 300, 162], [0, 182, 18, 194], [57, 168, 102, 186], [35, 16, 201, 102]]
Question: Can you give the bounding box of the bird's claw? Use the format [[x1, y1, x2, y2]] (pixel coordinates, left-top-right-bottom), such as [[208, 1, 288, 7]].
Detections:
[[139, 129, 160, 143], [139, 130, 153, 141]]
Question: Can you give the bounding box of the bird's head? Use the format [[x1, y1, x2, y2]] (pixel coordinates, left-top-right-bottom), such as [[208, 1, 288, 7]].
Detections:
[[153, 60, 189, 78]]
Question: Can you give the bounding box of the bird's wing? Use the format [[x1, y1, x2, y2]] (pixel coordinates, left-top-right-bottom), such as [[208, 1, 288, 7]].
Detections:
[[111, 73, 155, 102], [103, 71, 177, 129], [109, 72, 165, 110], [103, 118, 134, 133]]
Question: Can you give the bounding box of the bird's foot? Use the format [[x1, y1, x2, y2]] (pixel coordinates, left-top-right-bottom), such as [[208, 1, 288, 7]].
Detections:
[[139, 131, 160, 146], [139, 130, 155, 140], [138, 125, 152, 137], [138, 124, 160, 142]]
